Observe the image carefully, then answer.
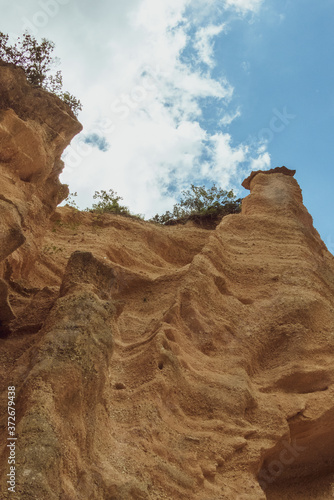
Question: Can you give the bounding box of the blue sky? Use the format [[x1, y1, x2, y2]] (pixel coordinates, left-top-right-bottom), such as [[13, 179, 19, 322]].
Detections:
[[215, 0, 334, 248], [0, 0, 333, 252]]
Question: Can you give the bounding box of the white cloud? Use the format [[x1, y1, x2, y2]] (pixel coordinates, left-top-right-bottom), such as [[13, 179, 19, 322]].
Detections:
[[224, 0, 264, 13], [249, 152, 271, 170], [219, 108, 241, 127], [194, 24, 226, 67], [133, 0, 190, 32], [204, 133, 249, 188], [0, 0, 268, 216]]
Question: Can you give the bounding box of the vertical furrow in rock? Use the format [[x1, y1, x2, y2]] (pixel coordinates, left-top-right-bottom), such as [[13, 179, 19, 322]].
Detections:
[[0, 253, 115, 499]]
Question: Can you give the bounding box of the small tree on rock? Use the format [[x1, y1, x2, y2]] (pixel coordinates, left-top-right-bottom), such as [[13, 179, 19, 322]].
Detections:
[[90, 189, 131, 215], [0, 32, 82, 116]]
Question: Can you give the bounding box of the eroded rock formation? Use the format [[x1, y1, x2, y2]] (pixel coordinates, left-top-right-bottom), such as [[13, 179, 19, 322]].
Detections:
[[0, 63, 334, 500], [0, 61, 82, 330]]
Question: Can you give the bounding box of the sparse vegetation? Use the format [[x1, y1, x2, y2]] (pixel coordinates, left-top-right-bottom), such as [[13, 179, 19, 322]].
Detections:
[[43, 244, 64, 255], [87, 189, 144, 220], [89, 189, 131, 215], [0, 32, 82, 116], [60, 184, 241, 228], [64, 192, 79, 210], [150, 184, 242, 226]]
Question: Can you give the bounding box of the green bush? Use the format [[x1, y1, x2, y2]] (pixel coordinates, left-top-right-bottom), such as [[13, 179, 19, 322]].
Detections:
[[150, 184, 242, 225], [62, 185, 241, 227], [0, 32, 82, 116], [87, 189, 145, 220], [89, 189, 131, 215]]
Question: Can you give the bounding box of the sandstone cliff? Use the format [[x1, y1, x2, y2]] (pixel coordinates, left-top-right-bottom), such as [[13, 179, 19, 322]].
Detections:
[[0, 61, 82, 326], [0, 64, 334, 500]]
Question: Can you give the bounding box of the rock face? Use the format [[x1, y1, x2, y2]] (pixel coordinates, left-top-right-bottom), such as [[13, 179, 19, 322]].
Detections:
[[0, 61, 82, 329], [1, 69, 334, 500]]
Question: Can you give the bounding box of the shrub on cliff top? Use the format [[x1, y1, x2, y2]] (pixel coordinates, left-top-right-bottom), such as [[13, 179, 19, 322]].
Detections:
[[86, 189, 144, 220], [89, 189, 131, 215], [150, 184, 242, 226], [62, 185, 240, 227], [0, 32, 82, 116]]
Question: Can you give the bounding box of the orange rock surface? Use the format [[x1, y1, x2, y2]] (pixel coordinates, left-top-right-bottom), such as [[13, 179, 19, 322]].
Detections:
[[1, 63, 334, 500]]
